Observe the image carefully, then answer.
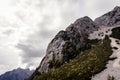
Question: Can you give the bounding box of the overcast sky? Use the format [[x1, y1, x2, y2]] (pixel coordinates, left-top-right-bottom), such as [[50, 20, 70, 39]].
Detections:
[[0, 0, 119, 75]]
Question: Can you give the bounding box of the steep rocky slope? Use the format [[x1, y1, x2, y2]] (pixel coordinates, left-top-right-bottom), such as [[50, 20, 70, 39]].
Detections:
[[95, 6, 120, 26], [38, 16, 98, 74], [28, 6, 120, 80], [31, 36, 113, 80]]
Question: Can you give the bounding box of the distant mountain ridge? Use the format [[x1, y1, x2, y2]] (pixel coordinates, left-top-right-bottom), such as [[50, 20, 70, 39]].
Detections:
[[0, 68, 33, 80]]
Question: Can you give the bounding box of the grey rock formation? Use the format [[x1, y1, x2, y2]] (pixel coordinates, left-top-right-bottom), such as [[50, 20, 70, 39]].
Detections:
[[95, 6, 120, 26], [38, 16, 98, 73]]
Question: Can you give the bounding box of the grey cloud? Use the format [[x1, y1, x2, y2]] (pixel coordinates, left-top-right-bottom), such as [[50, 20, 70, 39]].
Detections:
[[16, 42, 45, 67], [39, 29, 56, 39], [25, 62, 38, 68], [37, 15, 57, 38], [95, 0, 118, 10], [0, 59, 8, 65], [16, 29, 57, 68], [37, 15, 54, 29], [16, 43, 42, 58], [16, 28, 56, 64], [2, 29, 14, 36], [56, 0, 88, 28], [86, 0, 119, 19]]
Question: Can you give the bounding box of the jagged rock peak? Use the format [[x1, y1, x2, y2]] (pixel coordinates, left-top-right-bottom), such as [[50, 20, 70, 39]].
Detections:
[[74, 16, 93, 24], [66, 16, 97, 33], [37, 16, 98, 74], [95, 6, 120, 26], [68, 16, 94, 27], [114, 6, 120, 12]]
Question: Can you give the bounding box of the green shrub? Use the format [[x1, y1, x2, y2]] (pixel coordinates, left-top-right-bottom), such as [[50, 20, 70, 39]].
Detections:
[[107, 75, 115, 80]]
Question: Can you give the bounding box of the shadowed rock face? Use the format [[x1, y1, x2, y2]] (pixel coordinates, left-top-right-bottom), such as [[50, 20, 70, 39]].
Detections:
[[38, 16, 98, 73], [95, 6, 120, 26], [110, 26, 120, 40]]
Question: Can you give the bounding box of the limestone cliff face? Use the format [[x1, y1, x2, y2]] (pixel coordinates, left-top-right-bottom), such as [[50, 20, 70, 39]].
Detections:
[[38, 16, 98, 73], [95, 6, 120, 26]]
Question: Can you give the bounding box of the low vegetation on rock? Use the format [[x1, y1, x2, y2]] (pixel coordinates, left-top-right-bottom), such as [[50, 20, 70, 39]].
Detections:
[[107, 75, 115, 80]]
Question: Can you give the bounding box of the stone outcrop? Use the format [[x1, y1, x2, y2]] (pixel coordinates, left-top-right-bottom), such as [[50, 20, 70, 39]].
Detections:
[[38, 16, 98, 73], [95, 6, 120, 26]]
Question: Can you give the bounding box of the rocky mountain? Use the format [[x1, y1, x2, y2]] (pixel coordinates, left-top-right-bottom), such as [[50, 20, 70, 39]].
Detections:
[[0, 68, 33, 80], [38, 16, 98, 73], [28, 6, 120, 80], [95, 6, 120, 26]]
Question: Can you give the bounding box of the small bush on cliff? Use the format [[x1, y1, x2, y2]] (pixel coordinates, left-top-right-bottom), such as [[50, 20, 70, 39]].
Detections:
[[107, 75, 115, 80]]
